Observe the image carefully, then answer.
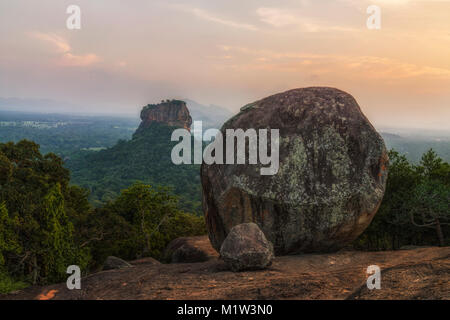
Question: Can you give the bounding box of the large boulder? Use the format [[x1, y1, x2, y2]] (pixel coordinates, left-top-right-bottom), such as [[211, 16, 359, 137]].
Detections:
[[163, 236, 219, 263], [220, 223, 274, 272], [201, 87, 388, 255]]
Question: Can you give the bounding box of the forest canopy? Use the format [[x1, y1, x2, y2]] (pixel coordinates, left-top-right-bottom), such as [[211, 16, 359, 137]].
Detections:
[[0, 140, 204, 292]]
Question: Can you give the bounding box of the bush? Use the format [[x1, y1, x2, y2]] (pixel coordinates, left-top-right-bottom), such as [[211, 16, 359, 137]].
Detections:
[[0, 269, 27, 294], [85, 183, 206, 269]]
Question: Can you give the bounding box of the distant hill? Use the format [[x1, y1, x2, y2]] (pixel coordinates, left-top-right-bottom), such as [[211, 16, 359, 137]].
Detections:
[[380, 132, 402, 139], [0, 101, 229, 213], [184, 99, 233, 130], [66, 100, 202, 213], [0, 97, 98, 114], [380, 131, 450, 163], [0, 97, 233, 128]]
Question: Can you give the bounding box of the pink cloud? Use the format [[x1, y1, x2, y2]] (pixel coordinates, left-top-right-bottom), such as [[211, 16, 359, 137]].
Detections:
[[30, 32, 100, 67], [61, 52, 100, 67]]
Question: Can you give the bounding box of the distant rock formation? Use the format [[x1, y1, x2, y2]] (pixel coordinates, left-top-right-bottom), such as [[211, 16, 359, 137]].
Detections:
[[201, 87, 388, 255], [69, 98, 202, 213], [135, 99, 192, 136]]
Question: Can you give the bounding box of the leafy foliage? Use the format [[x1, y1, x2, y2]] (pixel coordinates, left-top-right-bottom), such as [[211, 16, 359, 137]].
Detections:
[[86, 183, 205, 266], [0, 269, 27, 294], [0, 140, 90, 285], [355, 149, 450, 250], [0, 140, 206, 292]]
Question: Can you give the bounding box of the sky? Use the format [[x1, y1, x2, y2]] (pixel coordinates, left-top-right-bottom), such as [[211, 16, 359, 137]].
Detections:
[[0, 0, 449, 130]]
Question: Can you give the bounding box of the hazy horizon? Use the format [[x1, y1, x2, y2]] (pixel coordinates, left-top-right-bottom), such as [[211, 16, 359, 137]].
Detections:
[[1, 0, 450, 130]]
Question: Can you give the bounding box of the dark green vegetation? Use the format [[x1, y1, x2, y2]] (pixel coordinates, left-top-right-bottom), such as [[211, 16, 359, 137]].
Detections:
[[355, 149, 449, 250], [66, 122, 202, 212], [0, 140, 205, 293]]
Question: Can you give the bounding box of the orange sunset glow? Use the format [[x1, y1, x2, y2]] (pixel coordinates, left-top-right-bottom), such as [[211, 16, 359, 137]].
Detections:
[[1, 0, 449, 129]]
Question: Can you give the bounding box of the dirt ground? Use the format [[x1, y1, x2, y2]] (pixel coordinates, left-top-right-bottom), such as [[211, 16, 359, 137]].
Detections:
[[2, 246, 449, 300]]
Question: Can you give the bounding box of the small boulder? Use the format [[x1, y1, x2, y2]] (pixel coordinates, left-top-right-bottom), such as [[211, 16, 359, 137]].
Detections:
[[103, 256, 132, 270], [220, 223, 274, 272], [163, 236, 219, 263]]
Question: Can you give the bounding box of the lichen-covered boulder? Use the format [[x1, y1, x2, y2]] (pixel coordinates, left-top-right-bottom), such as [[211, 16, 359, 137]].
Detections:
[[201, 87, 388, 255], [220, 223, 274, 271]]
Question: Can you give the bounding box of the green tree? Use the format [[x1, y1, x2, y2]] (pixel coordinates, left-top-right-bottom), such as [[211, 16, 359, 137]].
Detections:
[[0, 140, 90, 285], [0, 203, 21, 266], [405, 149, 450, 246], [355, 148, 449, 249], [112, 183, 180, 258], [418, 148, 443, 178], [407, 179, 449, 246], [38, 184, 89, 283], [85, 182, 206, 265]]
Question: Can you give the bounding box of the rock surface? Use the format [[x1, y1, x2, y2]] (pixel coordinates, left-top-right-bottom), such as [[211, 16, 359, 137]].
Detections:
[[163, 236, 219, 263], [220, 223, 274, 271], [201, 87, 388, 255], [4, 247, 448, 300], [103, 256, 132, 270], [135, 99, 192, 135]]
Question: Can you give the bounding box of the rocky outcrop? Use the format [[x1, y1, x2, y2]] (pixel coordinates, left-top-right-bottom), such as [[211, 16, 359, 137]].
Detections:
[[220, 223, 274, 272], [201, 87, 388, 255], [163, 236, 219, 263], [135, 99, 192, 135], [3, 247, 448, 300], [103, 256, 132, 270]]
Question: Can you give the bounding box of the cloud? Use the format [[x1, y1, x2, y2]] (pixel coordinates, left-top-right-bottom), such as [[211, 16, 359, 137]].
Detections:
[[216, 45, 450, 80], [61, 53, 100, 67], [190, 8, 258, 31], [30, 32, 100, 67], [256, 8, 298, 27], [342, 0, 450, 7], [31, 32, 71, 53], [256, 7, 358, 32]]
